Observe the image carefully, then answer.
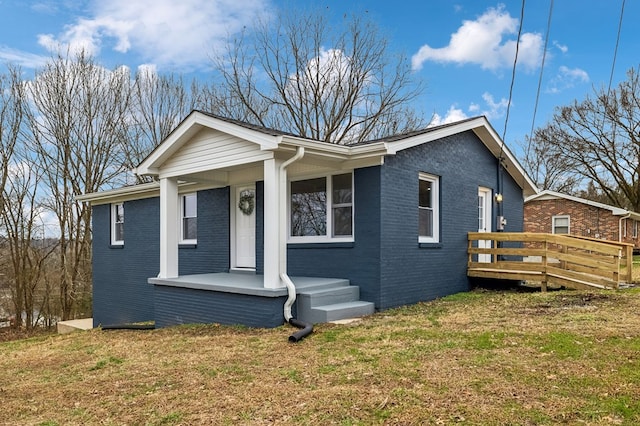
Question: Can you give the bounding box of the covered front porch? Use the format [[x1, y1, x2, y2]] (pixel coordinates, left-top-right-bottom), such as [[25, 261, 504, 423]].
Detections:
[[149, 273, 374, 327]]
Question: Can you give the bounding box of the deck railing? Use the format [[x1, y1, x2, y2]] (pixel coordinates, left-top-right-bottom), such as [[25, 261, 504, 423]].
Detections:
[[467, 232, 633, 290]]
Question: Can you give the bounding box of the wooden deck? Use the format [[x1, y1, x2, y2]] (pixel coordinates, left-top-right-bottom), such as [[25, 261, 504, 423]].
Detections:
[[468, 232, 634, 290]]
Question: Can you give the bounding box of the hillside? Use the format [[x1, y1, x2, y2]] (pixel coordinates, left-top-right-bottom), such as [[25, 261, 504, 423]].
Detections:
[[2, 287, 640, 425]]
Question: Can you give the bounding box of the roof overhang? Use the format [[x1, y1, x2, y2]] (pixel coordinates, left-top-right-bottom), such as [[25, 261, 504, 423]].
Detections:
[[134, 111, 283, 177], [525, 190, 640, 220], [381, 116, 538, 197], [80, 114, 538, 204]]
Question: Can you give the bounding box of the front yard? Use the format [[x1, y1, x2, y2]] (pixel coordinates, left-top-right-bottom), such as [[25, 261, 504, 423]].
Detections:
[[2, 286, 640, 425]]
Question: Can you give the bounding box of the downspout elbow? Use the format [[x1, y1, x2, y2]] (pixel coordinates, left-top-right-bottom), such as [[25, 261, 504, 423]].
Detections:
[[619, 214, 632, 242]]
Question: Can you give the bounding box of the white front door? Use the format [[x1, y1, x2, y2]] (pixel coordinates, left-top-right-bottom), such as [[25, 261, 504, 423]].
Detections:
[[234, 185, 256, 269], [478, 188, 492, 263]]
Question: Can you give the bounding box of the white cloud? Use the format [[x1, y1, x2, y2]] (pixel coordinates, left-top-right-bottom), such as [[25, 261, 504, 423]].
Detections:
[[480, 92, 509, 119], [411, 5, 543, 72], [546, 65, 589, 94], [37, 0, 272, 70], [430, 91, 509, 127], [429, 106, 468, 126], [553, 40, 568, 54], [0, 46, 48, 69]]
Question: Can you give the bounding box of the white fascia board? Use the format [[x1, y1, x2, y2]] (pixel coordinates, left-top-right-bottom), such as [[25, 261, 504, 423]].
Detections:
[[280, 136, 388, 160], [384, 120, 481, 155], [195, 113, 282, 150], [75, 182, 160, 205], [75, 180, 226, 206], [136, 111, 282, 176], [383, 116, 538, 197], [525, 189, 636, 217], [468, 119, 538, 197]]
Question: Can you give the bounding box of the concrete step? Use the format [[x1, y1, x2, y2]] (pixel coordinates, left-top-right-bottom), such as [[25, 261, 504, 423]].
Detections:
[[57, 318, 93, 334], [299, 285, 360, 307], [309, 301, 375, 323]]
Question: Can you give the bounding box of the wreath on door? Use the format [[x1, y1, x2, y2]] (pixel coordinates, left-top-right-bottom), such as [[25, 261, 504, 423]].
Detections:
[[238, 189, 255, 215]]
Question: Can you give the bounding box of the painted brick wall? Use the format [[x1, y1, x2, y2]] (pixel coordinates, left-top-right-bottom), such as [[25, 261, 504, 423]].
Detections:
[[378, 130, 524, 309], [524, 198, 640, 247], [286, 166, 382, 306], [154, 285, 285, 328], [93, 187, 231, 327], [92, 198, 159, 327], [286, 132, 524, 310], [179, 187, 230, 274]]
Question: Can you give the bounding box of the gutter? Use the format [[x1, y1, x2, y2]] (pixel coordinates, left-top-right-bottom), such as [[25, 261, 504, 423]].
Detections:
[[278, 147, 313, 342], [619, 213, 632, 242]]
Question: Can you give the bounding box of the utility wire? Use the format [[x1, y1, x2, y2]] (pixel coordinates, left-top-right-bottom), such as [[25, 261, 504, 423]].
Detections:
[[528, 0, 554, 143], [601, 0, 625, 141], [500, 0, 526, 157], [607, 0, 626, 96]]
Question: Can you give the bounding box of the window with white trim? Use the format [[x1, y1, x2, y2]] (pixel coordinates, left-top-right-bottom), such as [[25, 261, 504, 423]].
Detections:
[[633, 220, 638, 239], [419, 173, 439, 243], [181, 193, 197, 243], [111, 202, 124, 245], [552, 215, 569, 234], [289, 172, 353, 242]]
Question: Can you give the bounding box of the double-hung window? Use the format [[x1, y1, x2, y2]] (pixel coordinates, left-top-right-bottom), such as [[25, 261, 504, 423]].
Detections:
[[181, 193, 197, 243], [552, 215, 569, 234], [419, 173, 439, 243], [289, 172, 353, 242], [111, 202, 124, 246]]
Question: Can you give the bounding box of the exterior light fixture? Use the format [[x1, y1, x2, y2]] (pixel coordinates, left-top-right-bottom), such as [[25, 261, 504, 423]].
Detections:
[[494, 193, 503, 203]]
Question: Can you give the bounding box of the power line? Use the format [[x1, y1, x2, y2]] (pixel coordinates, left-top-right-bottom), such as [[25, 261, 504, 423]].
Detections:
[[607, 0, 626, 96], [528, 0, 554, 143], [501, 0, 526, 152]]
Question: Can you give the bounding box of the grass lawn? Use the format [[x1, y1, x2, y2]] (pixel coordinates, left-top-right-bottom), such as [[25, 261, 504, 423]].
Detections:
[[2, 286, 640, 425]]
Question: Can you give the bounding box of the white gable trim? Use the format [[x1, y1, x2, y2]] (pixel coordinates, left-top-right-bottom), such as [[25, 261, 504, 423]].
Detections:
[[525, 189, 640, 219], [135, 111, 283, 176], [383, 116, 538, 197]]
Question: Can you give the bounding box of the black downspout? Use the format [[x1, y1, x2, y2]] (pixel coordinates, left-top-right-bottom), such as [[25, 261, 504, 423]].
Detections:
[[288, 318, 313, 343]]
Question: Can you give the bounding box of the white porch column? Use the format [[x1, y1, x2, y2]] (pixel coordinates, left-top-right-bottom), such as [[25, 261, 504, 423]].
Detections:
[[159, 177, 179, 278], [263, 158, 283, 288]]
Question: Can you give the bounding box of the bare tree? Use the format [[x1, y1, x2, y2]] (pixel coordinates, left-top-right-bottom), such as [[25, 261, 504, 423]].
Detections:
[[0, 65, 23, 213], [208, 9, 425, 143], [1, 160, 57, 328], [527, 66, 640, 209], [520, 133, 581, 193], [127, 68, 198, 182], [26, 51, 131, 320]]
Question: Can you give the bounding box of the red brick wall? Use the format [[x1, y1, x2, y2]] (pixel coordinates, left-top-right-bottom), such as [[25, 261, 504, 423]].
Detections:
[[524, 199, 640, 248]]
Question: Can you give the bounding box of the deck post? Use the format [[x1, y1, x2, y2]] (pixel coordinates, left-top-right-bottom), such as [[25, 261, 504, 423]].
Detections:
[[626, 245, 633, 284], [541, 239, 548, 292]]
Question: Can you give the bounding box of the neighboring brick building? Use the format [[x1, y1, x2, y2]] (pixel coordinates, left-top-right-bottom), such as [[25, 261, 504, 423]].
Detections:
[[525, 190, 640, 249]]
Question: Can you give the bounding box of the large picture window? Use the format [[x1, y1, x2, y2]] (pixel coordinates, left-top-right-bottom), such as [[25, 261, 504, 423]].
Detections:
[[419, 173, 439, 243], [290, 173, 353, 241], [111, 202, 124, 245], [181, 193, 197, 243]]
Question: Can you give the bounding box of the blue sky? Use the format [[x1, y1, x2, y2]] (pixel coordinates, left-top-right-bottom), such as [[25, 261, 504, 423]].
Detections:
[[0, 0, 637, 153]]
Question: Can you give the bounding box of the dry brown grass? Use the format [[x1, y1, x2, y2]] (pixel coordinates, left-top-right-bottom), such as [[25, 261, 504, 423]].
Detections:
[[2, 286, 640, 425]]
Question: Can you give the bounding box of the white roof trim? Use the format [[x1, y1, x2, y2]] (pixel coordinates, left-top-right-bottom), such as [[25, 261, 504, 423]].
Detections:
[[525, 189, 640, 219], [81, 114, 538, 204], [382, 116, 537, 197], [135, 111, 282, 176]]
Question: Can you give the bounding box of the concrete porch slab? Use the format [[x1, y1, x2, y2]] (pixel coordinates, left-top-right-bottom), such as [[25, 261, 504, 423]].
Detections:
[[57, 318, 93, 334]]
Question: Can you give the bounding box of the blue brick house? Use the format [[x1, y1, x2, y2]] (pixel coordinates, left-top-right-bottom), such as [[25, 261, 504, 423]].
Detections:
[[78, 111, 537, 329]]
